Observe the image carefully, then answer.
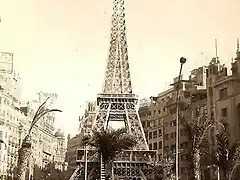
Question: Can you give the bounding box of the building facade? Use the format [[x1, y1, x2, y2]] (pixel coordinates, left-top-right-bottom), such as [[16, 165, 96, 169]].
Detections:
[[139, 65, 208, 179], [66, 101, 97, 169], [206, 44, 240, 179], [0, 69, 66, 178], [139, 42, 240, 179]]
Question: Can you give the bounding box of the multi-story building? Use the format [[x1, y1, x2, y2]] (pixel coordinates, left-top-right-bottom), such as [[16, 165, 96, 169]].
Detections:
[[65, 134, 82, 169], [206, 43, 240, 179], [0, 67, 66, 179], [139, 65, 208, 179], [54, 129, 67, 171], [79, 101, 97, 136], [24, 91, 67, 171], [66, 101, 97, 169], [139, 41, 240, 179], [0, 68, 27, 179], [138, 98, 151, 141]]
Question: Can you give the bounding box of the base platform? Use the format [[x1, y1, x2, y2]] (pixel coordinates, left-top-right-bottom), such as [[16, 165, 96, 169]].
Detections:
[[69, 149, 158, 180]]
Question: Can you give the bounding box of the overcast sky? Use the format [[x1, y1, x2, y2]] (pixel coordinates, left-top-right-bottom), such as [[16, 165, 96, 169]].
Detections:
[[0, 0, 240, 136]]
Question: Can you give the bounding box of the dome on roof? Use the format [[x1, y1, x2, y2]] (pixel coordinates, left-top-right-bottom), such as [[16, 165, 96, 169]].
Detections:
[[55, 129, 64, 138]]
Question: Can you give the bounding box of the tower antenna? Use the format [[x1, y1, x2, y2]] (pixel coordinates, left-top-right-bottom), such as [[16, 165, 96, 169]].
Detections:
[[237, 38, 239, 53], [215, 39, 218, 61]]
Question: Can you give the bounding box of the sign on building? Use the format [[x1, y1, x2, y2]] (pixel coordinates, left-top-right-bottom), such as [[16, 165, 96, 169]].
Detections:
[[0, 52, 13, 74]]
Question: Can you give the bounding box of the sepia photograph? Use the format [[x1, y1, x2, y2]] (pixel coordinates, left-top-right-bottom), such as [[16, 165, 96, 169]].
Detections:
[[0, 0, 240, 179]]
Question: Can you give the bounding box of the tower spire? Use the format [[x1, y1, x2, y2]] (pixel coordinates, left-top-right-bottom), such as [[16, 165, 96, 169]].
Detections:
[[103, 0, 132, 94]]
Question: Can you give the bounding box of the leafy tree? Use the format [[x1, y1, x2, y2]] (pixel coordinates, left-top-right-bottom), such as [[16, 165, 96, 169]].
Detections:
[[33, 163, 72, 180], [16, 97, 62, 180]]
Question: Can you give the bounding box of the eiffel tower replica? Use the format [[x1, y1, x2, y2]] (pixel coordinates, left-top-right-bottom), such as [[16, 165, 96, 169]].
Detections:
[[70, 0, 157, 179]]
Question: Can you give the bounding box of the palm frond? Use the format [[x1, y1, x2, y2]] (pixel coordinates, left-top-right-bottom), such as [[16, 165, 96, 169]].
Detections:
[[32, 97, 50, 122], [28, 98, 62, 134], [87, 129, 137, 164]]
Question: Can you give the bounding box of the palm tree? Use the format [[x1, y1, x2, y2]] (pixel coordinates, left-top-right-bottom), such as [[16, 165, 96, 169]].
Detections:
[[82, 128, 137, 180], [180, 105, 223, 180], [16, 97, 62, 180], [213, 132, 240, 180]]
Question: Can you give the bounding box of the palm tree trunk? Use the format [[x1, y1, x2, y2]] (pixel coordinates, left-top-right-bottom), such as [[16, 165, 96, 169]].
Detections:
[[100, 154, 106, 180], [17, 136, 32, 180], [193, 148, 201, 180]]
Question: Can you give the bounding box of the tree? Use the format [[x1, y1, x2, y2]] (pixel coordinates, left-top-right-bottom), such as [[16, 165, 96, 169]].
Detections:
[[33, 162, 72, 180], [16, 97, 62, 180], [82, 128, 137, 180], [213, 132, 240, 180], [180, 104, 223, 180], [148, 152, 174, 180], [151, 163, 164, 180]]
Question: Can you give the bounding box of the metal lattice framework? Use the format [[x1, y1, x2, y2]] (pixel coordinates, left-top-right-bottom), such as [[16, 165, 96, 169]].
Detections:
[[70, 0, 157, 179], [92, 0, 148, 150], [103, 0, 132, 94]]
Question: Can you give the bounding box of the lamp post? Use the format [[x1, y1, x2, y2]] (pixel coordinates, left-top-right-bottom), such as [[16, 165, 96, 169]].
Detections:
[[176, 57, 186, 180]]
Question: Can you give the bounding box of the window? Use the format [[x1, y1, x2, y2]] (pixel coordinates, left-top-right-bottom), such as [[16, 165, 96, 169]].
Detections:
[[184, 91, 190, 98], [219, 88, 227, 99], [164, 134, 169, 140], [153, 131, 157, 139], [159, 141, 162, 149], [158, 129, 162, 137], [169, 107, 176, 115], [171, 132, 176, 139], [180, 143, 183, 150], [181, 155, 187, 161], [149, 132, 152, 140], [171, 120, 176, 127], [149, 144, 152, 150], [221, 108, 227, 118], [164, 146, 169, 152], [158, 110, 161, 114], [180, 130, 184, 136], [171, 145, 175, 152], [153, 143, 157, 150]]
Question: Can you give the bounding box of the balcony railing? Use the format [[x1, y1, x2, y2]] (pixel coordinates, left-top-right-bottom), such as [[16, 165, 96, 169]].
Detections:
[[76, 149, 157, 164]]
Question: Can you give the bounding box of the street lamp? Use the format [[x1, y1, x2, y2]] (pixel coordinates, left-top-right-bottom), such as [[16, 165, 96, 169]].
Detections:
[[176, 57, 186, 180]]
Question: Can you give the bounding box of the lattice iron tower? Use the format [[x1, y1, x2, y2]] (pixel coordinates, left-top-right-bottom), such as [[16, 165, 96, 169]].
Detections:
[[91, 0, 148, 150], [70, 1, 157, 179]]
